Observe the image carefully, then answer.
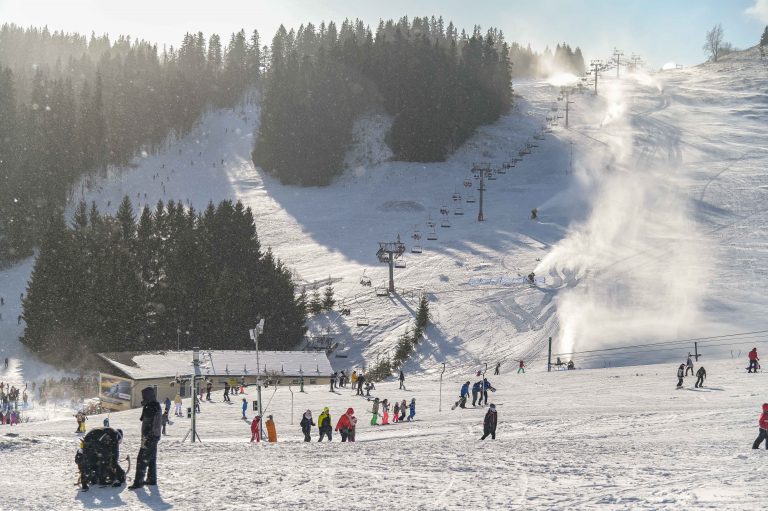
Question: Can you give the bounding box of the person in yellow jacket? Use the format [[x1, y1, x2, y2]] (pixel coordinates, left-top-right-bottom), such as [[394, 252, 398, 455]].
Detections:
[[173, 394, 182, 417], [317, 407, 332, 442], [265, 415, 277, 442], [350, 371, 358, 386]]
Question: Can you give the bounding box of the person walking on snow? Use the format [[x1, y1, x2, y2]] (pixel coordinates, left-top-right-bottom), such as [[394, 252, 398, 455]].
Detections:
[[241, 398, 248, 420], [685, 354, 694, 376], [223, 381, 231, 402], [399, 370, 406, 390], [356, 374, 365, 396], [318, 407, 332, 442], [472, 381, 482, 407], [480, 404, 498, 440], [174, 394, 182, 417], [393, 401, 400, 423], [458, 381, 471, 409], [407, 398, 416, 421], [335, 407, 355, 442], [518, 360, 525, 374], [752, 403, 768, 449], [400, 399, 407, 421], [300, 410, 315, 442], [695, 366, 707, 388], [494, 362, 500, 375], [163, 397, 171, 415], [676, 364, 685, 388], [370, 397, 380, 425], [129, 387, 161, 489], [748, 348, 760, 373], [250, 415, 261, 442], [479, 378, 496, 406], [266, 415, 277, 442]]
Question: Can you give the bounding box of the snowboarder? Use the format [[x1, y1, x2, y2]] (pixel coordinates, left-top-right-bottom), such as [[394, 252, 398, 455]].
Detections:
[[399, 370, 406, 390], [174, 394, 182, 417], [318, 407, 332, 442], [494, 362, 501, 375], [241, 398, 248, 419], [676, 364, 685, 388], [685, 354, 694, 376], [518, 360, 525, 374], [265, 415, 277, 442], [480, 404, 498, 440], [751, 403, 768, 450], [748, 348, 760, 373], [370, 397, 380, 425], [250, 415, 261, 442], [472, 381, 482, 406], [335, 407, 355, 442], [407, 398, 416, 421], [129, 387, 161, 489], [695, 366, 706, 388], [300, 410, 314, 442], [460, 381, 470, 408]]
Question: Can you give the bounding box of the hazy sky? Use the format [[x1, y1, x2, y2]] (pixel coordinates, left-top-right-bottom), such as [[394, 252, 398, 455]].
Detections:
[[1, 0, 766, 68]]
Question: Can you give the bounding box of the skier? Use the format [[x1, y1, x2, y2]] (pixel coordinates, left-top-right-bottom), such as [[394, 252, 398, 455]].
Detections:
[[480, 404, 498, 440], [318, 407, 332, 442], [349, 416, 357, 442], [250, 415, 261, 442], [472, 381, 482, 407], [300, 410, 315, 442], [330, 372, 337, 392], [205, 380, 213, 401], [407, 398, 416, 421], [173, 394, 182, 417], [265, 415, 277, 443], [241, 398, 248, 420], [748, 348, 760, 373], [356, 374, 365, 396], [129, 387, 162, 489], [381, 399, 390, 425], [676, 364, 685, 388], [370, 397, 380, 426], [399, 370, 406, 390], [685, 354, 694, 376], [399, 399, 407, 421], [223, 381, 231, 403], [517, 360, 525, 374], [335, 407, 355, 442], [695, 366, 706, 388], [751, 403, 768, 449], [392, 401, 400, 423], [494, 362, 501, 375]]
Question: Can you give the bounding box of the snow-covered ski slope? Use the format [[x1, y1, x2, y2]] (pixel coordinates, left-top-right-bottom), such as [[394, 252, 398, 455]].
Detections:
[[2, 358, 768, 510], [2, 47, 768, 389]]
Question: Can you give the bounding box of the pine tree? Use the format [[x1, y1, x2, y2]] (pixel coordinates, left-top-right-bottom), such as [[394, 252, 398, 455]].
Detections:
[[308, 287, 323, 315], [322, 280, 336, 310], [415, 294, 430, 336], [761, 26, 768, 47]]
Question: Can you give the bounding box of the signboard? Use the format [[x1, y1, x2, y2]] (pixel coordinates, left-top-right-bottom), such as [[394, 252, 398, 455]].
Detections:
[[100, 374, 132, 402]]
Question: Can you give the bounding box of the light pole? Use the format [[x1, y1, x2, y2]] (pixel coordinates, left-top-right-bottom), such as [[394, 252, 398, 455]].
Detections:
[[249, 319, 266, 439], [176, 328, 180, 351]]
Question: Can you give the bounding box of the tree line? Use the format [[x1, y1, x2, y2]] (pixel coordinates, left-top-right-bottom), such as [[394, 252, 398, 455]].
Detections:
[[0, 24, 262, 264], [21, 198, 306, 364], [253, 17, 514, 186], [508, 42, 585, 78]]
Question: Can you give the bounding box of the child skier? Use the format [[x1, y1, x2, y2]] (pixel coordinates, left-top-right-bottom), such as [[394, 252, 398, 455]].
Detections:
[[399, 399, 407, 421], [242, 398, 248, 419], [370, 397, 380, 426], [480, 404, 498, 440], [250, 415, 261, 442], [676, 364, 685, 388], [349, 416, 357, 441], [318, 407, 332, 442], [695, 366, 706, 388], [407, 398, 416, 421], [300, 410, 315, 442], [752, 403, 768, 449], [381, 399, 389, 425], [518, 360, 525, 374], [266, 415, 277, 442], [335, 407, 355, 442], [392, 401, 400, 423]]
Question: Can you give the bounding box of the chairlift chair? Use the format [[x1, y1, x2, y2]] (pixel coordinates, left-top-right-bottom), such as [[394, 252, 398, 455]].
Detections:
[[454, 199, 464, 215], [356, 312, 369, 327], [360, 270, 372, 287], [411, 244, 423, 254], [497, 166, 507, 175], [439, 205, 450, 215], [441, 218, 451, 228], [395, 256, 406, 269], [463, 178, 473, 188], [375, 287, 389, 297], [426, 216, 436, 228], [465, 193, 476, 203], [426, 229, 438, 240], [452, 190, 461, 201]]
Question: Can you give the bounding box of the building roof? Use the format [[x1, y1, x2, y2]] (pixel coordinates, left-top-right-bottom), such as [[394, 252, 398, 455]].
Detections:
[[97, 350, 333, 381]]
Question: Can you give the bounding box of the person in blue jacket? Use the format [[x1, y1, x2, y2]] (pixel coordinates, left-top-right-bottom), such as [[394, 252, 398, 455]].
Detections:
[[241, 398, 248, 419], [457, 381, 470, 409], [479, 378, 496, 406], [407, 398, 416, 421], [472, 381, 482, 406]]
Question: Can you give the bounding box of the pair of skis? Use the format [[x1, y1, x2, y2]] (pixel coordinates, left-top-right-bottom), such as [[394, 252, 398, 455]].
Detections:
[[77, 455, 131, 491]]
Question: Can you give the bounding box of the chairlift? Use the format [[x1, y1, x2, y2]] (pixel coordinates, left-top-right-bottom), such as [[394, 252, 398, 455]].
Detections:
[[360, 270, 372, 287], [411, 244, 423, 254], [412, 230, 422, 241], [395, 256, 406, 269], [426, 216, 436, 228], [356, 312, 369, 327], [463, 178, 473, 188], [375, 287, 389, 297], [441, 217, 451, 228], [440, 205, 450, 216], [497, 166, 507, 175], [426, 229, 438, 240], [465, 193, 476, 203], [487, 171, 497, 181], [451, 190, 461, 201]]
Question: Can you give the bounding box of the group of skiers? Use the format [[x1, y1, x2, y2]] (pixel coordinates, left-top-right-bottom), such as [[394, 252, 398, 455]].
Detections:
[[454, 378, 496, 409], [676, 354, 707, 388]]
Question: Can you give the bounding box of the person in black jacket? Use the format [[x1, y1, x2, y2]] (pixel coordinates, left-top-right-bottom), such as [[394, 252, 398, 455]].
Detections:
[[129, 387, 162, 489], [480, 404, 498, 440], [300, 410, 315, 442], [399, 370, 405, 390], [695, 366, 706, 388]]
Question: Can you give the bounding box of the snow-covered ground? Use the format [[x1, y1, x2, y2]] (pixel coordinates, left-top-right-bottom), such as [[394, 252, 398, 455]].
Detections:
[[2, 357, 767, 510]]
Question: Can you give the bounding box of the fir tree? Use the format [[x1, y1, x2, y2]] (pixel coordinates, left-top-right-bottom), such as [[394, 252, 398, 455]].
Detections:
[[308, 286, 323, 315], [322, 280, 336, 310]]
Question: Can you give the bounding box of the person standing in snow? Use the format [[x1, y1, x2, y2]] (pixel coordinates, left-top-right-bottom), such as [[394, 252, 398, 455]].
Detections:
[[356, 374, 365, 396], [163, 397, 171, 415], [399, 399, 407, 422], [370, 397, 380, 425], [161, 410, 169, 435], [517, 360, 525, 374], [399, 370, 406, 390], [223, 381, 231, 403], [318, 407, 332, 442], [676, 364, 685, 388], [330, 372, 337, 392], [174, 394, 182, 417], [751, 403, 768, 449], [349, 416, 357, 442], [494, 362, 501, 375], [695, 366, 707, 388], [685, 354, 694, 376], [335, 407, 355, 442], [266, 415, 277, 442], [480, 404, 498, 440], [392, 401, 400, 423], [129, 387, 162, 489], [748, 348, 760, 373], [300, 410, 315, 442], [458, 381, 471, 409], [250, 414, 261, 442], [407, 398, 416, 421], [479, 378, 495, 406], [472, 381, 482, 407], [241, 398, 248, 420], [381, 399, 390, 425], [351, 371, 358, 388], [205, 380, 213, 401]]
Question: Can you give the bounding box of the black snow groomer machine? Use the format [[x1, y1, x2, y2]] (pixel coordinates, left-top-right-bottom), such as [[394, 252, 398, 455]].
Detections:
[[75, 427, 129, 490]]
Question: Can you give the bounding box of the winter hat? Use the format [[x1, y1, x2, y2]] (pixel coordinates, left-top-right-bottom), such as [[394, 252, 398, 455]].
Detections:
[[323, 406, 329, 413], [304, 409, 312, 418], [763, 403, 768, 413], [489, 404, 496, 411], [140, 387, 156, 405], [268, 415, 273, 420], [346, 407, 354, 415]]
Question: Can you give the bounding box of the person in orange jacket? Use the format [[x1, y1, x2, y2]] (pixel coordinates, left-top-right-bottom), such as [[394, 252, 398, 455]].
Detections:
[[752, 403, 768, 449], [266, 415, 277, 442], [250, 415, 261, 442], [335, 407, 355, 442]]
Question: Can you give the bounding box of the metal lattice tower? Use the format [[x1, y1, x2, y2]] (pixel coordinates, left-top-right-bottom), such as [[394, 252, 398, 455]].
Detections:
[[376, 234, 406, 293]]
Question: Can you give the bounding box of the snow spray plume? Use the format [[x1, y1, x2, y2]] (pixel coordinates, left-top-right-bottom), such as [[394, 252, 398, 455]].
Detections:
[[536, 77, 714, 365]]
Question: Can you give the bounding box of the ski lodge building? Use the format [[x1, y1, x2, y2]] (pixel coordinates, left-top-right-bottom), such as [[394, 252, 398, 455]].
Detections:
[[96, 350, 334, 411]]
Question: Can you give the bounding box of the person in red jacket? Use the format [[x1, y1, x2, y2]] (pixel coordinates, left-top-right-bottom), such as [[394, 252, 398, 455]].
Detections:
[[517, 360, 525, 374], [335, 407, 355, 442], [250, 415, 261, 442], [751, 403, 768, 449], [748, 348, 760, 373]]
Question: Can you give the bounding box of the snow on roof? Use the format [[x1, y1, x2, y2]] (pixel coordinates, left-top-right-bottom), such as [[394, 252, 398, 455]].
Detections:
[[98, 350, 333, 380]]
